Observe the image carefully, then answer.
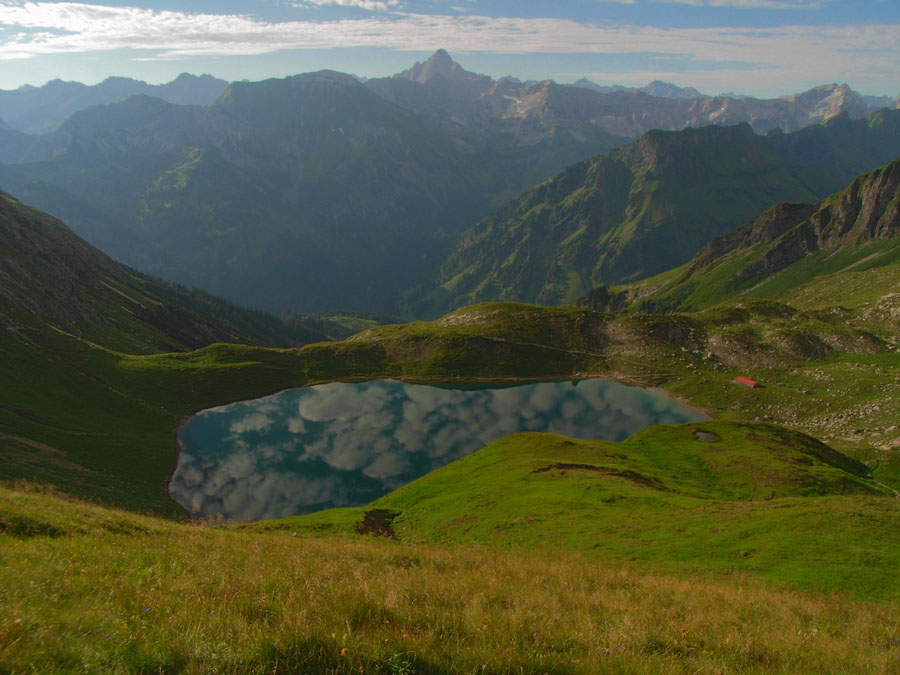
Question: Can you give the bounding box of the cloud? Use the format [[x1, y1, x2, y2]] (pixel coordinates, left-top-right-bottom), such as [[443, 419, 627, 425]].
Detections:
[[0, 2, 894, 74], [228, 412, 273, 434], [0, 3, 895, 93], [292, 0, 402, 11]]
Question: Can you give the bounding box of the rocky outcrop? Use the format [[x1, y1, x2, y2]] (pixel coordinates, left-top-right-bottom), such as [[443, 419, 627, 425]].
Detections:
[[739, 158, 900, 279]]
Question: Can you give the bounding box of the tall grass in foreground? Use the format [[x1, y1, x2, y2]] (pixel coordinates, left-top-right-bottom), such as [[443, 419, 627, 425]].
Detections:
[[2, 486, 900, 673]]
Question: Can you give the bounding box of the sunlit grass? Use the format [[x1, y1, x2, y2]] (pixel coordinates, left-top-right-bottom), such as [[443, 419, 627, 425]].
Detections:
[[3, 483, 900, 673]]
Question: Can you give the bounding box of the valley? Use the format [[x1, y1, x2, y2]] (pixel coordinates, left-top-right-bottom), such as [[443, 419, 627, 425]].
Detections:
[[2, 46, 900, 673], [2, 51, 898, 316]]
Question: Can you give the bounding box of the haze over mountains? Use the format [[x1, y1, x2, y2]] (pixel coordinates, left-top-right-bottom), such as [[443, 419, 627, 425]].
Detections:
[[0, 50, 898, 317], [0, 191, 332, 353], [0, 73, 229, 135]]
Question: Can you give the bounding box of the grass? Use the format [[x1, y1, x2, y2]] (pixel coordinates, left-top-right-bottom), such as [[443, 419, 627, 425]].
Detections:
[[273, 421, 900, 601], [4, 482, 900, 674], [3, 294, 899, 515], [2, 289, 900, 672]]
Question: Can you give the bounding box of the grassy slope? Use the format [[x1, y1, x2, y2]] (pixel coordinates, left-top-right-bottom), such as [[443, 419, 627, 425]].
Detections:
[[274, 421, 900, 600], [0, 190, 335, 353], [423, 111, 900, 316], [4, 484, 900, 674], [625, 156, 900, 314], [5, 297, 898, 515], [4, 294, 900, 670]]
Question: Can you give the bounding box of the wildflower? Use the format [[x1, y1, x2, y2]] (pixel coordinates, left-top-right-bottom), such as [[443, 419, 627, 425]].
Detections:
[[340, 647, 349, 656]]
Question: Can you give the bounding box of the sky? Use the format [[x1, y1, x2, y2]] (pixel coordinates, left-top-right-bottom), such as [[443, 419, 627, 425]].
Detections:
[[0, 0, 897, 97]]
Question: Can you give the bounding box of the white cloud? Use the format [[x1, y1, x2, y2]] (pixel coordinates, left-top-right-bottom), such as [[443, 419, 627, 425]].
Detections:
[[293, 0, 402, 11], [228, 412, 273, 434], [0, 3, 894, 76]]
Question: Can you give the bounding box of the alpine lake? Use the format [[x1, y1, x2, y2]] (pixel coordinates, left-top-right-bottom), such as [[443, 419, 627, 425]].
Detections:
[[170, 379, 707, 521]]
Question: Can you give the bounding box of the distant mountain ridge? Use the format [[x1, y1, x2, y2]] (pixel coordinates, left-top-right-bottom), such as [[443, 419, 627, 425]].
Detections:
[[2, 50, 899, 317], [370, 52, 894, 140], [0, 73, 229, 134], [0, 59, 630, 315]]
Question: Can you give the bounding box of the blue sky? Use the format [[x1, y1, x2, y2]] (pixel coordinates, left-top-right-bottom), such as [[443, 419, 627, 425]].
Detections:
[[0, 0, 897, 97]]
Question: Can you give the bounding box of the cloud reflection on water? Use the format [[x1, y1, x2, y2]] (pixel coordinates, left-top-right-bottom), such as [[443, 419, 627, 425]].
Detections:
[[170, 379, 704, 521]]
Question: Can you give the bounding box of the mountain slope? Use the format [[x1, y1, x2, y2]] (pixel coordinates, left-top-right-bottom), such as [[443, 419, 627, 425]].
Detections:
[[627, 156, 900, 313], [0, 190, 330, 353], [423, 109, 900, 314]]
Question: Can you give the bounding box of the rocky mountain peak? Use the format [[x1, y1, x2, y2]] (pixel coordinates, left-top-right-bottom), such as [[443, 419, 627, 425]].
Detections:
[[397, 49, 488, 85]]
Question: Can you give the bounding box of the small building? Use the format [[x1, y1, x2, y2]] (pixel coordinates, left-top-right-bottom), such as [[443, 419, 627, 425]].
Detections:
[[734, 376, 760, 388]]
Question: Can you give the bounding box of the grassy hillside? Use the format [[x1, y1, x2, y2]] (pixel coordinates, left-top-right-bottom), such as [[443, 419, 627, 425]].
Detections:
[[422, 110, 900, 315], [4, 213, 900, 669], [627, 157, 900, 314], [272, 420, 900, 599], [4, 295, 898, 517], [4, 482, 900, 673], [0, 190, 333, 353]]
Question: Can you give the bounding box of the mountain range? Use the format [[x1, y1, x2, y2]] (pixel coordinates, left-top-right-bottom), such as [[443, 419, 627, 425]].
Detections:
[[0, 73, 229, 135], [1, 50, 899, 318], [420, 109, 900, 314]]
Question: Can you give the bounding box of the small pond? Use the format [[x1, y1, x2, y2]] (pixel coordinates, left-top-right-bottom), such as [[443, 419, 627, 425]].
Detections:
[[170, 379, 706, 521]]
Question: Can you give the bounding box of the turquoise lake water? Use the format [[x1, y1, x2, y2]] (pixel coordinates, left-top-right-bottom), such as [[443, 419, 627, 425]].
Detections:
[[170, 379, 706, 521]]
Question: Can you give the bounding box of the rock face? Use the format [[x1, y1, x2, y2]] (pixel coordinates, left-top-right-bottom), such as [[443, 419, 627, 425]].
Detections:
[[739, 158, 900, 279], [623, 155, 900, 313], [397, 49, 490, 85]]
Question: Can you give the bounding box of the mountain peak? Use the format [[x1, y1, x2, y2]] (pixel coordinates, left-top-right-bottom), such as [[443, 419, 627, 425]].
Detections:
[[640, 80, 706, 99], [397, 49, 488, 85]]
